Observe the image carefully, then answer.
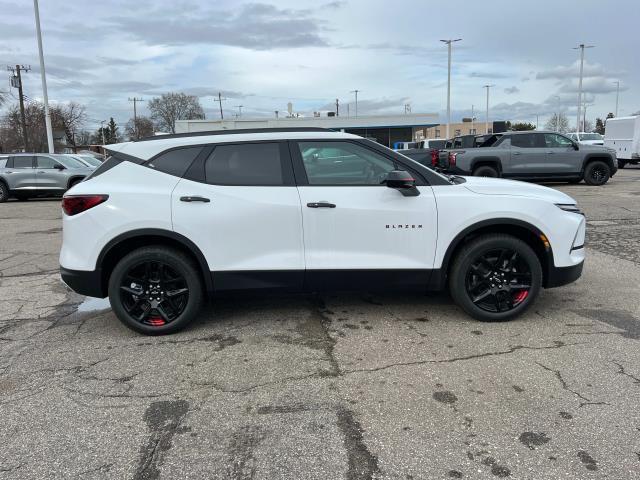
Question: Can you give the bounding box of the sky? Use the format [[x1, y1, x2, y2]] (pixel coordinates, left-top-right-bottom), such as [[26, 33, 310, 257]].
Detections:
[[1, 0, 638, 132]]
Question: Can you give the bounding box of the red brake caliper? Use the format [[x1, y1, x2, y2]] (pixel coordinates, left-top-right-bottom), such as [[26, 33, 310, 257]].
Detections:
[[148, 317, 166, 327], [513, 290, 529, 304]]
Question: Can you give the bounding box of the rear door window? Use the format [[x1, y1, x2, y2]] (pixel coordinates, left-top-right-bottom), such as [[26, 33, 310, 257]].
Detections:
[[511, 134, 544, 148], [12, 156, 34, 168], [205, 143, 284, 186]]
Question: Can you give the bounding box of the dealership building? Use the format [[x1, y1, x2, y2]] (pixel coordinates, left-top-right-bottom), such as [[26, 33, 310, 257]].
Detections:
[[175, 113, 439, 147]]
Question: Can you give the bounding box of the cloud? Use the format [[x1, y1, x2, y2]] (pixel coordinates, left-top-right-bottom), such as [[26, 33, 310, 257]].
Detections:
[[104, 3, 329, 50], [536, 60, 623, 80], [469, 71, 510, 79], [559, 77, 626, 95], [504, 86, 520, 94]]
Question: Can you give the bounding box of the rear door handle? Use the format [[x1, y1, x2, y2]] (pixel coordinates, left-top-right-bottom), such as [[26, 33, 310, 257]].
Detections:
[[547, 151, 555, 154], [180, 196, 210, 203], [512, 152, 521, 155], [307, 201, 336, 208]]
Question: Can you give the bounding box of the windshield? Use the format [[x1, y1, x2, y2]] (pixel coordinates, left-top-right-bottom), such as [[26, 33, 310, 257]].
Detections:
[[57, 155, 87, 169], [579, 133, 603, 140]]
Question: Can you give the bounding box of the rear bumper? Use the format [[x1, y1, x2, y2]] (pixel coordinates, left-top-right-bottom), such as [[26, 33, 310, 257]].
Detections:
[[60, 266, 105, 298], [544, 259, 584, 288]]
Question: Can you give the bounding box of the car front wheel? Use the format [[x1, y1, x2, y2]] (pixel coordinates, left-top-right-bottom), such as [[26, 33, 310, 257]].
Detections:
[[0, 182, 9, 203], [584, 161, 611, 186], [449, 234, 542, 322], [108, 246, 204, 335]]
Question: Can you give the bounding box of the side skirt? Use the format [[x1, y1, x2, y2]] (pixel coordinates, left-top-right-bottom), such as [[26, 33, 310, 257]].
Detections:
[[212, 269, 437, 294]]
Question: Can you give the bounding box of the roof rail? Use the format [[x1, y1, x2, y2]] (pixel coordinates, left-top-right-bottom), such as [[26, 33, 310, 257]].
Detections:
[[135, 127, 334, 142]]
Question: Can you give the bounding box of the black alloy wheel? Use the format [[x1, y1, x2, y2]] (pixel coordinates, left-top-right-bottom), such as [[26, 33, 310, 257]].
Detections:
[[449, 234, 542, 322], [108, 246, 203, 335], [584, 161, 610, 186], [465, 248, 532, 313], [120, 260, 189, 327]]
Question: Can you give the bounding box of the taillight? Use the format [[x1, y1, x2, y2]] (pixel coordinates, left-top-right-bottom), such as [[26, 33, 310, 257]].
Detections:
[[448, 151, 465, 166], [62, 195, 108, 216], [430, 148, 439, 167]]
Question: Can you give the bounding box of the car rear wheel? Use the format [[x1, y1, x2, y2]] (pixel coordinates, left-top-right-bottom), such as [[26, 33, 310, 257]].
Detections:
[[473, 165, 499, 178], [0, 182, 8, 203], [449, 234, 542, 322], [108, 246, 204, 335], [584, 161, 610, 186]]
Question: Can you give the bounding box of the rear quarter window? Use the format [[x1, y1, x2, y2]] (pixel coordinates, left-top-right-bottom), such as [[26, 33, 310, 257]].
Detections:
[[0, 158, 6, 168], [146, 147, 203, 178]]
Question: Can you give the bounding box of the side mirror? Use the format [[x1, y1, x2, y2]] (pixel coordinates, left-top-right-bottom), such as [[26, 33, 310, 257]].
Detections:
[[54, 163, 66, 170], [572, 142, 579, 150], [383, 170, 420, 197]]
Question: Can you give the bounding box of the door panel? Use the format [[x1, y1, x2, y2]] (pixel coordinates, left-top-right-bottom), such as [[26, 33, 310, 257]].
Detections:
[[35, 156, 66, 190], [544, 133, 581, 173], [172, 180, 304, 275], [5, 156, 35, 189], [507, 134, 548, 175], [297, 186, 438, 271]]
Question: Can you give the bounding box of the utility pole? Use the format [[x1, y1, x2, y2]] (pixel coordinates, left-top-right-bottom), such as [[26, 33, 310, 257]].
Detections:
[[350, 90, 360, 117], [573, 43, 594, 133], [275, 110, 279, 119], [613, 81, 620, 117], [7, 65, 30, 151], [483, 84, 494, 134], [128, 97, 144, 139], [440, 38, 462, 139], [33, 0, 54, 153], [552, 95, 561, 132], [335, 98, 339, 116], [536, 114, 539, 129], [214, 92, 227, 120], [234, 105, 243, 117]]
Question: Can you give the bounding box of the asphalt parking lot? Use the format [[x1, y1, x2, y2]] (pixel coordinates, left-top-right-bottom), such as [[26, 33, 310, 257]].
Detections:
[[1, 169, 639, 480]]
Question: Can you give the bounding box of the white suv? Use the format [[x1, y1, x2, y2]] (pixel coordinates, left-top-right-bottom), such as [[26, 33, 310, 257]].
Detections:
[[59, 128, 585, 335]]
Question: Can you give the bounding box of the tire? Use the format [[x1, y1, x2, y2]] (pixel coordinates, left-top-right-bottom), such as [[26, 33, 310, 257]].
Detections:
[[0, 181, 8, 203], [108, 246, 204, 335], [473, 165, 499, 178], [584, 161, 611, 186], [449, 234, 542, 322], [618, 160, 626, 169]]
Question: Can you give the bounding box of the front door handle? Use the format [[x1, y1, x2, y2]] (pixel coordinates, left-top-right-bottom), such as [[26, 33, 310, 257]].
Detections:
[[512, 152, 521, 155], [180, 196, 210, 203], [547, 151, 555, 154], [307, 201, 336, 208]]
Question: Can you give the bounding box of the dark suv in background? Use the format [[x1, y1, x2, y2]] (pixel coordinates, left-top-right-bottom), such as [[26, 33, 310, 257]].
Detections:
[[438, 131, 617, 185]]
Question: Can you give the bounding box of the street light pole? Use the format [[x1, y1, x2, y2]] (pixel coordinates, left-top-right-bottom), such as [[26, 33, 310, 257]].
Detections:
[[573, 43, 594, 133], [483, 84, 494, 134], [613, 81, 620, 117], [33, 0, 54, 153], [440, 38, 461, 139]]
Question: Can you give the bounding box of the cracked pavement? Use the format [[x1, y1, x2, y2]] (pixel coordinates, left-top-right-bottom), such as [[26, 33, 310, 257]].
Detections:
[[1, 169, 640, 479]]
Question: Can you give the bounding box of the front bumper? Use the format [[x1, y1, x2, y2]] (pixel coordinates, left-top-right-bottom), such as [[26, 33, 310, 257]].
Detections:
[[60, 266, 105, 298], [544, 259, 584, 288]]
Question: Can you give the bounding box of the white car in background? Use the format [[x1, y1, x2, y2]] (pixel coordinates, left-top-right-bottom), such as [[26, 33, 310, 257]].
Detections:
[[567, 132, 604, 146]]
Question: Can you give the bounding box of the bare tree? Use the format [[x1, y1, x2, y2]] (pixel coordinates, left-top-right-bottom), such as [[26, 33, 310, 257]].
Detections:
[[0, 100, 87, 152], [125, 116, 155, 140], [148, 92, 205, 134], [545, 112, 570, 133]]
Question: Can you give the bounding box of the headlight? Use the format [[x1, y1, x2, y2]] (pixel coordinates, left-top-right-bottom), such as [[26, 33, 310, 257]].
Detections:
[[556, 203, 584, 215]]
